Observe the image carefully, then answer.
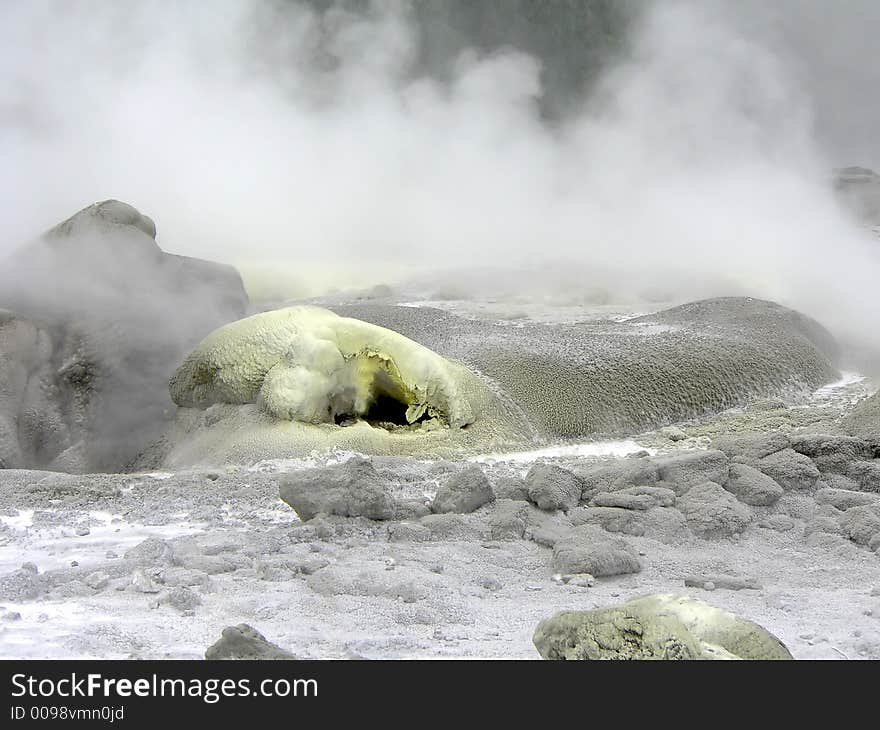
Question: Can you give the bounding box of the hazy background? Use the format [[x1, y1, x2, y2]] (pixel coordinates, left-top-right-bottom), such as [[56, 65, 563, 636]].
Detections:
[[1, 0, 878, 350]]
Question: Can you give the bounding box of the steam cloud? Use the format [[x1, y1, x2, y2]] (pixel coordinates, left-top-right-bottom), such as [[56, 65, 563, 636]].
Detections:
[[1, 0, 878, 361]]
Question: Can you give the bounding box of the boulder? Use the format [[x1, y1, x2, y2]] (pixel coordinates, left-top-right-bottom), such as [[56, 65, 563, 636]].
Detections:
[[576, 459, 659, 500], [815, 488, 880, 511], [840, 506, 880, 546], [278, 457, 397, 521], [551, 525, 642, 577], [533, 593, 793, 660], [790, 434, 872, 473], [842, 390, 880, 442], [432, 465, 494, 514], [0, 201, 249, 472], [526, 463, 582, 511], [590, 486, 676, 510], [756, 449, 821, 491], [723, 463, 784, 506], [713, 432, 791, 462], [204, 624, 296, 660], [845, 461, 880, 493], [677, 481, 752, 538], [655, 450, 729, 495]]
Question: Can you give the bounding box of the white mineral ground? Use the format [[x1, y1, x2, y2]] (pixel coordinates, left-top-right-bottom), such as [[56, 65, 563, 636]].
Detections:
[[0, 302, 877, 660]]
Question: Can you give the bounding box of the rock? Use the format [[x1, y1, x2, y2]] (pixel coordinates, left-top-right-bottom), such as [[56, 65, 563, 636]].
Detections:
[[493, 476, 530, 502], [478, 576, 502, 592], [843, 390, 880, 441], [129, 569, 161, 594], [840, 506, 880, 546], [677, 481, 752, 538], [525, 463, 582, 511], [845, 461, 880, 493], [551, 525, 642, 577], [84, 571, 111, 590], [756, 449, 821, 491], [0, 201, 249, 473], [418, 513, 487, 541], [683, 574, 762, 591], [723, 463, 784, 506], [655, 450, 729, 495], [279, 457, 398, 521], [576, 459, 659, 500], [0, 567, 50, 601], [75, 526, 90, 536], [432, 465, 494, 514], [205, 624, 296, 660], [591, 486, 676, 510], [387, 522, 432, 542], [790, 434, 873, 473], [487, 499, 531, 540], [533, 593, 793, 660], [157, 567, 212, 588], [305, 566, 433, 603], [124, 538, 174, 566], [570, 505, 688, 543], [164, 586, 202, 613], [815, 488, 880, 511], [804, 504, 845, 538], [713, 432, 791, 462], [661, 426, 688, 442]]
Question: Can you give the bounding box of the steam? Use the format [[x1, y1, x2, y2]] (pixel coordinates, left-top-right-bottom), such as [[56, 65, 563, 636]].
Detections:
[[1, 0, 878, 358]]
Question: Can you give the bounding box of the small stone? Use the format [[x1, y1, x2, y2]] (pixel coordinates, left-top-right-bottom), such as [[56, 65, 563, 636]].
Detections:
[[70, 560, 79, 567], [75, 526, 90, 536], [130, 569, 160, 594], [703, 582, 716, 591], [20, 562, 38, 574], [428, 564, 444, 574], [661, 426, 688, 442], [2, 610, 22, 621], [479, 576, 502, 592], [84, 571, 111, 590]]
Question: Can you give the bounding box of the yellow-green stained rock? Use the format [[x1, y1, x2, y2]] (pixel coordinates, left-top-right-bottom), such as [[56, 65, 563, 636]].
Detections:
[[533, 593, 793, 660]]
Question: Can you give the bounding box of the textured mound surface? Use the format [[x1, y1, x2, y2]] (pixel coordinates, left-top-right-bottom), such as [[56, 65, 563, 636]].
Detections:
[[330, 297, 839, 438], [533, 593, 794, 660]]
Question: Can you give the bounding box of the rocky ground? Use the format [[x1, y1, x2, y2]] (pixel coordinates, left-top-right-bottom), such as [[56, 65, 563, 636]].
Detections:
[[1, 382, 878, 658]]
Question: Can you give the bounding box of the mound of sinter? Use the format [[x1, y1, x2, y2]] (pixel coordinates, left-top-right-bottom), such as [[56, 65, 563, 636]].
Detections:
[[534, 594, 793, 661], [154, 307, 528, 466]]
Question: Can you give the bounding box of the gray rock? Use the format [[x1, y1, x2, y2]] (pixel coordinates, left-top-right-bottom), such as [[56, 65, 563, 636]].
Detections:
[[164, 586, 202, 613], [418, 513, 487, 541], [723, 463, 784, 506], [661, 426, 688, 442], [157, 567, 212, 588], [845, 461, 880, 493], [124, 538, 174, 566], [842, 389, 880, 441], [432, 465, 494, 514], [591, 486, 676, 510], [493, 476, 530, 502], [533, 593, 793, 660], [570, 506, 688, 543], [677, 481, 752, 538], [815, 488, 880, 511], [387, 522, 432, 542], [656, 450, 729, 495], [205, 624, 296, 660], [487, 499, 531, 540], [713, 432, 791, 462], [683, 574, 762, 591], [804, 504, 845, 538], [129, 569, 161, 594], [526, 463, 582, 511], [576, 459, 659, 500], [0, 567, 50, 601], [840, 506, 880, 546], [756, 449, 821, 491], [551, 525, 642, 577], [790, 434, 873, 473], [84, 571, 111, 591], [279, 457, 397, 521]]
